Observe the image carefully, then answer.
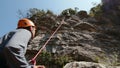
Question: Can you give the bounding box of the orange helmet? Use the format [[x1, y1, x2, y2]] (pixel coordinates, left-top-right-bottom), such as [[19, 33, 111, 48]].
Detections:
[[18, 18, 35, 28]]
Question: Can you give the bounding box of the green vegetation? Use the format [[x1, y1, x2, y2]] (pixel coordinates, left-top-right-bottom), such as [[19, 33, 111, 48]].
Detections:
[[89, 4, 103, 18], [36, 51, 73, 68], [61, 8, 77, 16]]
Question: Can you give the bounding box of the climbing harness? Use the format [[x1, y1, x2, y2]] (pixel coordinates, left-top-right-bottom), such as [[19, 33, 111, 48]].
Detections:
[[29, 19, 65, 66]]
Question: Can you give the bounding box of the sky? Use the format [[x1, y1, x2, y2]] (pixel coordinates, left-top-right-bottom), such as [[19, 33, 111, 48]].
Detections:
[[0, 0, 101, 37]]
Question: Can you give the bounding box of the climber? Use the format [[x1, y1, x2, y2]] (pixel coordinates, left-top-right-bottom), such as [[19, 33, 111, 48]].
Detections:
[[0, 18, 45, 68]]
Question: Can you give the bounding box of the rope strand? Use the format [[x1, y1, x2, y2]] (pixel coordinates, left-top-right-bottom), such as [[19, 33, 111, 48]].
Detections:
[[31, 19, 64, 62]]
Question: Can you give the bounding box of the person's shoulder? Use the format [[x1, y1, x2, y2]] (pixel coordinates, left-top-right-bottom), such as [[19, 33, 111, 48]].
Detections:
[[17, 29, 30, 33], [16, 29, 31, 36]]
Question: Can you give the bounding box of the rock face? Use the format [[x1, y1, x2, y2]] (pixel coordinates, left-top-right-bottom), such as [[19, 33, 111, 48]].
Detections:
[[102, 0, 120, 11], [28, 14, 120, 66], [102, 0, 120, 24], [64, 61, 107, 68], [27, 0, 120, 67]]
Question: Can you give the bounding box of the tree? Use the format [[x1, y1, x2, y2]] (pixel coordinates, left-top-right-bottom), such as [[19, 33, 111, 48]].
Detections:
[[61, 8, 76, 16], [89, 4, 103, 17]]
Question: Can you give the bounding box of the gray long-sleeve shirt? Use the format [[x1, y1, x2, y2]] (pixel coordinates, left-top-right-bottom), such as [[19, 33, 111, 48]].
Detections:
[[0, 29, 33, 68]]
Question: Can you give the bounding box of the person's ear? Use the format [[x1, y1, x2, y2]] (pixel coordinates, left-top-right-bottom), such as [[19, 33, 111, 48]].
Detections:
[[30, 26, 33, 31]]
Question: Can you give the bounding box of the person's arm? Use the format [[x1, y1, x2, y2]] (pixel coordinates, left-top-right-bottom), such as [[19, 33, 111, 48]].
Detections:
[[4, 45, 44, 68], [3, 29, 33, 68], [4, 44, 33, 68]]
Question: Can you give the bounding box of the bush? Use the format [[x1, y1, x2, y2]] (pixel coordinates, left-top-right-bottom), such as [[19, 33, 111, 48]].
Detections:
[[89, 4, 103, 18], [54, 55, 73, 67], [36, 51, 73, 68]]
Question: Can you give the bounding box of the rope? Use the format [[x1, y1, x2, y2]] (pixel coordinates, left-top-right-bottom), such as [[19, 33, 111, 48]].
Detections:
[[29, 19, 64, 64]]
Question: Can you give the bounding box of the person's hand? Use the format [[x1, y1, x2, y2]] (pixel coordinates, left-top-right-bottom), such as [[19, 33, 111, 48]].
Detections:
[[34, 65, 45, 68]]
